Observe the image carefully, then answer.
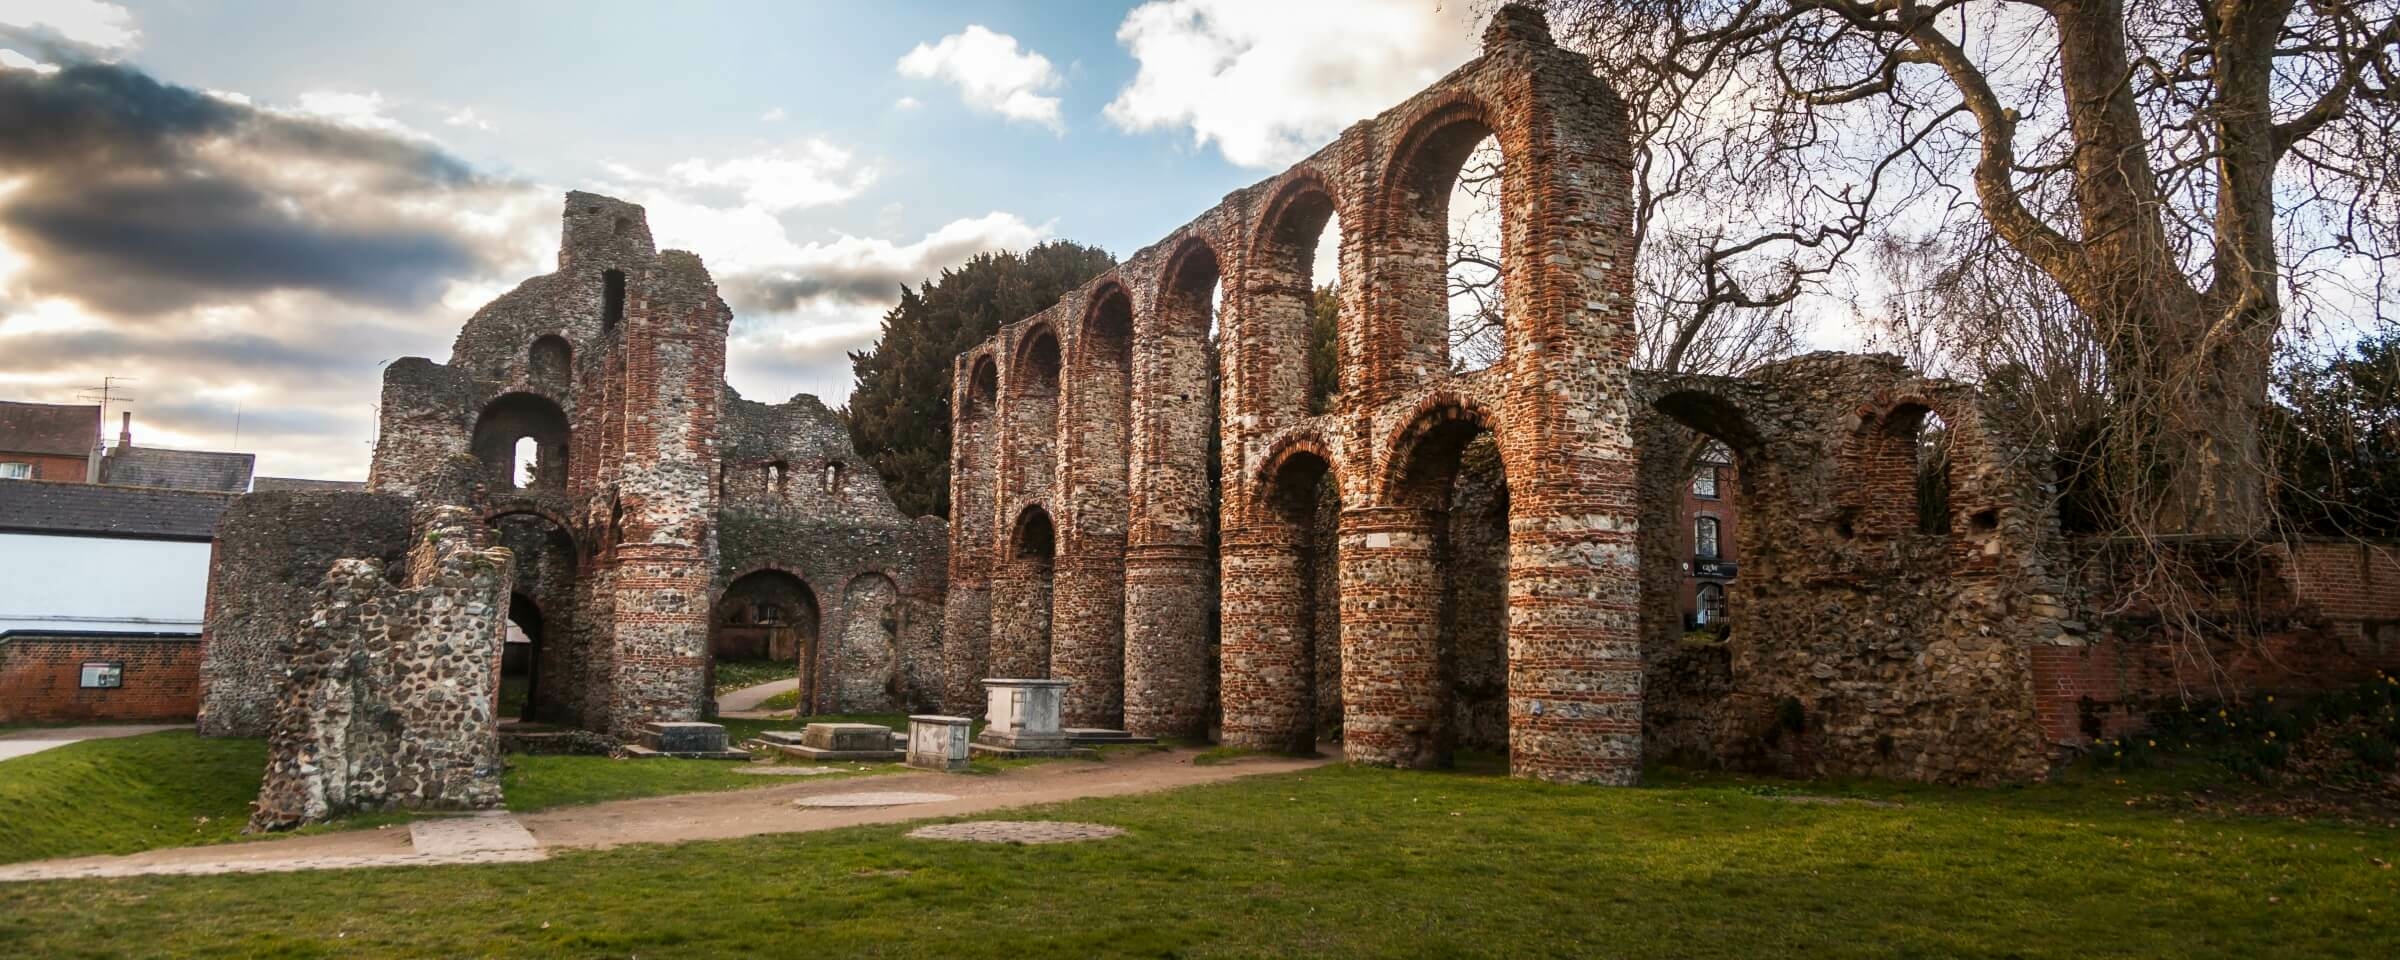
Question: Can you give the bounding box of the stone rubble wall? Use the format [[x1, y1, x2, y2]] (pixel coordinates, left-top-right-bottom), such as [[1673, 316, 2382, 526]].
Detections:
[[197, 491, 414, 737], [247, 507, 513, 831], [1631, 354, 2064, 784]]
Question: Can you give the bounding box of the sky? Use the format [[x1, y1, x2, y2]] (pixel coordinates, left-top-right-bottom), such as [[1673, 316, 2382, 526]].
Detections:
[[0, 0, 1492, 480]]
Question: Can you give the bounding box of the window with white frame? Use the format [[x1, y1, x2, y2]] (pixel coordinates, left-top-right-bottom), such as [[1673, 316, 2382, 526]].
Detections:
[[1695, 515, 1721, 559], [0, 462, 30, 479]]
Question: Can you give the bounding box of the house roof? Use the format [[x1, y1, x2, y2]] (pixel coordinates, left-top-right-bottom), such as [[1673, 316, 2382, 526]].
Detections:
[[251, 477, 367, 493], [0, 479, 237, 540], [101, 445, 255, 493], [0, 402, 100, 458]]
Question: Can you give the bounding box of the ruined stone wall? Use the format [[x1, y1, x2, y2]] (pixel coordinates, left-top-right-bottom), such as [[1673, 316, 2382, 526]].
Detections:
[[1632, 354, 2064, 784], [197, 491, 413, 737], [950, 5, 1645, 782], [714, 390, 944, 713], [248, 508, 512, 831]]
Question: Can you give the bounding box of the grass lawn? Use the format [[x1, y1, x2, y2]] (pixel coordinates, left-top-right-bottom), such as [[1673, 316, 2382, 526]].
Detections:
[[2, 763, 2394, 958], [0, 714, 925, 865]]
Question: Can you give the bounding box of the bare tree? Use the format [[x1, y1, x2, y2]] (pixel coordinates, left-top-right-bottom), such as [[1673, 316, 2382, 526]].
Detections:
[[1529, 0, 2400, 535]]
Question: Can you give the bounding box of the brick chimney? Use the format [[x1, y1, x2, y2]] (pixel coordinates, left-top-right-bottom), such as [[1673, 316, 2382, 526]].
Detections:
[[118, 411, 132, 448]]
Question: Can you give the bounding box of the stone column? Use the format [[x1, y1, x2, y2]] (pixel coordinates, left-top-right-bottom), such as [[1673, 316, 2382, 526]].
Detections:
[[1218, 524, 1314, 753], [1122, 543, 1213, 738], [986, 554, 1053, 680], [1336, 505, 1446, 767], [1049, 547, 1126, 728]]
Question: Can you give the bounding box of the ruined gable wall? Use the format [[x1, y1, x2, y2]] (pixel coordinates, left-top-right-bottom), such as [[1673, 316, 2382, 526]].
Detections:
[[247, 507, 512, 831], [197, 491, 414, 737]]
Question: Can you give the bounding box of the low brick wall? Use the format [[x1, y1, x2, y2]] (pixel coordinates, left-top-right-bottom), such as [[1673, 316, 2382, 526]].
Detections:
[[2036, 538, 2400, 749], [0, 634, 201, 724]]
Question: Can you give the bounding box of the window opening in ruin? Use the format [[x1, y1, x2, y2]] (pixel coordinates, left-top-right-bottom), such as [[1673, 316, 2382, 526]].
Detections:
[[612, 216, 630, 237], [1014, 506, 1055, 560], [513, 436, 539, 489], [1446, 134, 1505, 372], [1970, 508, 1999, 533], [474, 393, 568, 493], [1262, 180, 1344, 415], [824, 460, 843, 493], [768, 460, 787, 494], [1916, 410, 1953, 535], [601, 269, 626, 333], [1696, 515, 1721, 560]]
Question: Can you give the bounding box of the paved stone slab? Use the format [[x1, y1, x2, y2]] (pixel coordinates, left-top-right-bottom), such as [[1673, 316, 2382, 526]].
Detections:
[[0, 848, 546, 883], [793, 791, 957, 809], [408, 812, 539, 856], [907, 821, 1124, 844], [0, 725, 181, 763]]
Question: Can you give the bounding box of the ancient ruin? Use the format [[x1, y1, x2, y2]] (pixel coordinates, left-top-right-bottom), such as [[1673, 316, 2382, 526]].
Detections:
[[198, 193, 944, 824], [945, 6, 2400, 786], [187, 6, 2396, 820]]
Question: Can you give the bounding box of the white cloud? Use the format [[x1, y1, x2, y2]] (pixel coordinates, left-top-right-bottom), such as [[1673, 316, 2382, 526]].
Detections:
[[897, 25, 1065, 132], [293, 90, 416, 136], [1105, 0, 1481, 167], [443, 107, 492, 130], [759, 106, 787, 122], [644, 139, 878, 213], [0, 49, 59, 74], [0, 0, 138, 56], [894, 96, 921, 111]]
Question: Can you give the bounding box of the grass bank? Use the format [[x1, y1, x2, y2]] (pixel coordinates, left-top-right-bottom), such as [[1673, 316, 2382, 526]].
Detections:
[[0, 715, 923, 865], [2, 762, 2393, 957]]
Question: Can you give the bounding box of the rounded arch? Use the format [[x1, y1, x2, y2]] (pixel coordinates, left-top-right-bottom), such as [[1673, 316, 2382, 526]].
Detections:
[[1245, 167, 1346, 417], [1158, 234, 1224, 331], [1380, 94, 1504, 216], [712, 567, 824, 704], [1651, 389, 1767, 458], [472, 392, 570, 492], [1071, 281, 1135, 370], [1007, 323, 1063, 399], [1379, 394, 1501, 506], [1378, 92, 1507, 376], [963, 353, 999, 416], [831, 570, 904, 712], [1009, 503, 1057, 560]]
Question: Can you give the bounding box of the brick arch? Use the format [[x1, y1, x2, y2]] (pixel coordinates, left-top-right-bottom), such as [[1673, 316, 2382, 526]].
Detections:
[[1067, 280, 1135, 376], [962, 352, 999, 418], [1373, 90, 1506, 378], [1007, 503, 1057, 560], [1006, 322, 1063, 399], [481, 503, 579, 546], [1377, 393, 1502, 506], [1238, 167, 1346, 422], [713, 561, 822, 610], [1651, 388, 1768, 458]]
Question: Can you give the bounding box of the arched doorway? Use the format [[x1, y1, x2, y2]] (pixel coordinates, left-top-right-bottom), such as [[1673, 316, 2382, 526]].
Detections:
[[486, 511, 579, 725], [712, 570, 821, 712], [1223, 443, 1342, 753], [501, 592, 543, 721], [1370, 404, 1509, 768]]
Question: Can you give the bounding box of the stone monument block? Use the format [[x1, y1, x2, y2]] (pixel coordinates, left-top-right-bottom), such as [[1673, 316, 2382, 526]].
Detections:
[[907, 715, 973, 771]]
